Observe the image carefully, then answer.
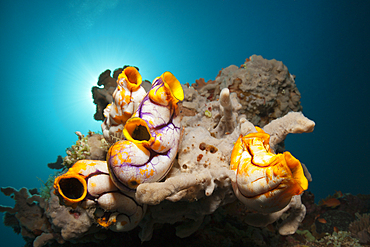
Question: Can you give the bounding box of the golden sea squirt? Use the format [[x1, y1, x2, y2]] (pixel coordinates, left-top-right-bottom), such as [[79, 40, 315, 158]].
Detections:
[[230, 127, 308, 213], [107, 71, 184, 194], [53, 160, 146, 231], [101, 66, 147, 144]]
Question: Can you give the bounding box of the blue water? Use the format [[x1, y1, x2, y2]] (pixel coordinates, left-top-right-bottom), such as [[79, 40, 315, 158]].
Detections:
[[1, 1, 369, 245]]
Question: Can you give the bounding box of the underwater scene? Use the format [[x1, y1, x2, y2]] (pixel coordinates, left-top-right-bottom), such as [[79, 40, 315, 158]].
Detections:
[[1, 1, 370, 246]]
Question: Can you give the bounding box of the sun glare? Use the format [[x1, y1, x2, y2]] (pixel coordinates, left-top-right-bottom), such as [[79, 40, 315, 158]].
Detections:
[[52, 36, 160, 134]]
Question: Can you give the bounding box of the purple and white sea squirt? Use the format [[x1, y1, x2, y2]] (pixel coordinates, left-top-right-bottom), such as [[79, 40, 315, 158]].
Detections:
[[107, 71, 184, 194], [53, 160, 146, 231]]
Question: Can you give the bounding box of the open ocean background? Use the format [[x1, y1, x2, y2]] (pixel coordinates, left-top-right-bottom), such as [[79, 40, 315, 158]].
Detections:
[[1, 1, 369, 245]]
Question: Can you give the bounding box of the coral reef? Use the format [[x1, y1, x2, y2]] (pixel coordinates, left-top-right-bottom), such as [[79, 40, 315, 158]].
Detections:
[[63, 131, 107, 168], [47, 155, 64, 170], [91, 69, 121, 121], [189, 55, 302, 127], [120, 59, 313, 241], [349, 213, 370, 244], [0, 187, 54, 247], [315, 231, 362, 246], [8, 56, 362, 247]]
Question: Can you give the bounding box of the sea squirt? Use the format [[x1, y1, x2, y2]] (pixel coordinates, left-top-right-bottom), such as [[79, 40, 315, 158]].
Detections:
[[230, 127, 308, 213], [101, 66, 147, 143], [53, 160, 146, 231], [107, 71, 184, 194]]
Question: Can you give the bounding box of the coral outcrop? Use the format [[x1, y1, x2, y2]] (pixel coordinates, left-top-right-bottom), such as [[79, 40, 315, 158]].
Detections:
[[136, 103, 314, 240], [0, 187, 57, 247], [188, 55, 302, 127], [1, 56, 326, 246], [92, 69, 121, 121], [62, 131, 108, 168], [349, 213, 370, 244]]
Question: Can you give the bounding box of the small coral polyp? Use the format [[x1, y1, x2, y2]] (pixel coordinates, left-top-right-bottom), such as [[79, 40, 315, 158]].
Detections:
[[230, 127, 308, 213], [53, 160, 146, 231], [101, 66, 147, 144], [107, 71, 184, 194]]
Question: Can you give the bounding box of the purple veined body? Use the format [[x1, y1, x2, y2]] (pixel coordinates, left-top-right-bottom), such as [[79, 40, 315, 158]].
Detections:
[[107, 71, 184, 194]]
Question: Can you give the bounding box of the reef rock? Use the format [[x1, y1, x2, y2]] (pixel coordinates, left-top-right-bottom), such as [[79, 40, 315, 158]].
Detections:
[[2, 55, 318, 246], [189, 55, 302, 127]]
